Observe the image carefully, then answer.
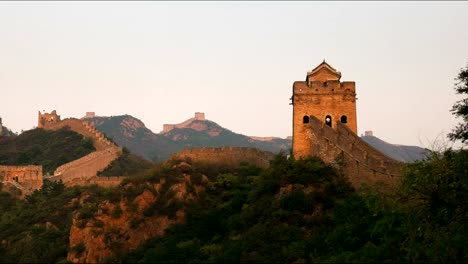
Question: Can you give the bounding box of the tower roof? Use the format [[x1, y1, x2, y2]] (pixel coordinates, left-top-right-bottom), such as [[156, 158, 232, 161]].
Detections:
[[307, 60, 342, 82]]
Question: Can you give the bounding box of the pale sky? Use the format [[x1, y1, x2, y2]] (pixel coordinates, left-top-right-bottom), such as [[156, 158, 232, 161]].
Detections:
[[1, 1, 467, 149]]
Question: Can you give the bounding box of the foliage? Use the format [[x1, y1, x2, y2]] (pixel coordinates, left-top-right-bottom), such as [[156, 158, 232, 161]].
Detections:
[[0, 181, 80, 263], [449, 62, 468, 143], [0, 148, 466, 263], [122, 151, 467, 263], [0, 127, 95, 174]]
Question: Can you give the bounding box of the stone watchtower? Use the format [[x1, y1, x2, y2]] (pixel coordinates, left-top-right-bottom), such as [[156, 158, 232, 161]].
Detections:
[[38, 110, 61, 128], [291, 61, 357, 158]]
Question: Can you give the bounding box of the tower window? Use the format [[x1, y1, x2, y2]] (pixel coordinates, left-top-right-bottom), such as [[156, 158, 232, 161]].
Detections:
[[303, 116, 310, 124], [325, 115, 332, 127], [341, 115, 348, 123]]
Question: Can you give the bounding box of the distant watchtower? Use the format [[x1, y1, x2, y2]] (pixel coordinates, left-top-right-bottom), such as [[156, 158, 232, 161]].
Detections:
[[38, 110, 61, 128], [291, 61, 357, 158]]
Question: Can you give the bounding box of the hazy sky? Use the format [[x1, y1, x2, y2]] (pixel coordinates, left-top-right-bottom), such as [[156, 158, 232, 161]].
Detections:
[[1, 1, 467, 148]]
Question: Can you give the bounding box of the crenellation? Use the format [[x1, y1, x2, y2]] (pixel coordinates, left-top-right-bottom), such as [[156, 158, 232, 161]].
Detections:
[[292, 62, 404, 190]]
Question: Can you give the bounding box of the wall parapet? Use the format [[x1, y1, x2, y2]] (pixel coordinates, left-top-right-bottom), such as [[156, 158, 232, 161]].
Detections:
[[60, 176, 128, 188], [39, 112, 122, 185], [0, 165, 43, 192], [308, 116, 404, 189], [170, 147, 275, 169]]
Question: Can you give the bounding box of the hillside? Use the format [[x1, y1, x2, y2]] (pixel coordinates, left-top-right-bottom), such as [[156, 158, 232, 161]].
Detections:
[[84, 115, 291, 162], [0, 150, 465, 263], [360, 135, 428, 163], [0, 127, 95, 174]]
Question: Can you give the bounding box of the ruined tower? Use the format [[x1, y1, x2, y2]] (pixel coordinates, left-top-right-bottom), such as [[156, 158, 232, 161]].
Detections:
[[0, 117, 3, 135], [292, 61, 357, 158], [38, 110, 61, 128]]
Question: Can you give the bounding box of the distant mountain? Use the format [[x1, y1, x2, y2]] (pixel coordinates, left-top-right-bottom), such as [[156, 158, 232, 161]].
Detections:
[[83, 115, 177, 162], [84, 114, 291, 162], [360, 135, 429, 163], [84, 114, 427, 163]]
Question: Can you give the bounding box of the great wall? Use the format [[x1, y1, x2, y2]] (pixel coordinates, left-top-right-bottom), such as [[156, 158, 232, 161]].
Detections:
[[170, 147, 275, 169], [0, 111, 124, 193], [0, 165, 43, 194], [307, 116, 403, 188], [38, 111, 124, 187], [0, 61, 407, 195], [291, 61, 404, 189]]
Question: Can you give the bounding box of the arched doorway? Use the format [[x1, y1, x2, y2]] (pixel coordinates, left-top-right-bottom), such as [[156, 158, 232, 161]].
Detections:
[[340, 115, 348, 124], [325, 115, 332, 127]]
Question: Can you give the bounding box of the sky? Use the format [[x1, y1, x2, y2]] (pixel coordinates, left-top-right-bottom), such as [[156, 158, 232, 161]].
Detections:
[[1, 1, 468, 149]]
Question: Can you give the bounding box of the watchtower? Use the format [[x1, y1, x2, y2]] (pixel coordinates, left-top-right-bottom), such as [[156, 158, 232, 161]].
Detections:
[[291, 61, 357, 158], [38, 110, 61, 128]]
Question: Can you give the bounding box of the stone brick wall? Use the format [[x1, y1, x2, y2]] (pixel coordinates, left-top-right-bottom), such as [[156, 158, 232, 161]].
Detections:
[[292, 62, 357, 159], [170, 147, 275, 169], [61, 176, 127, 188], [42, 118, 115, 151], [307, 116, 404, 189], [0, 165, 43, 191], [39, 113, 123, 185], [50, 147, 121, 183]]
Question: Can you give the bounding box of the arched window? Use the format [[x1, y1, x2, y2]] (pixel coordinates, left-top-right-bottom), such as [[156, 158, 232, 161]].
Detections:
[[303, 116, 310, 124], [340, 115, 348, 124], [325, 115, 332, 127]]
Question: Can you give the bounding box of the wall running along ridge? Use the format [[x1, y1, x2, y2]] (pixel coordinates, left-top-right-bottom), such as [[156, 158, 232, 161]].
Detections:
[[41, 117, 122, 186], [306, 116, 404, 189], [170, 147, 275, 169]]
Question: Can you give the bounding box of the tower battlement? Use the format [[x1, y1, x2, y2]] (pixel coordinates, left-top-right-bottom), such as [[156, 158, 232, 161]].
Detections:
[[38, 110, 61, 128], [292, 61, 357, 158]]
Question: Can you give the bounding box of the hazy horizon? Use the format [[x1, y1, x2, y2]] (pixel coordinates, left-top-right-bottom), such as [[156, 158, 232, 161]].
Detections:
[[1, 2, 468, 149]]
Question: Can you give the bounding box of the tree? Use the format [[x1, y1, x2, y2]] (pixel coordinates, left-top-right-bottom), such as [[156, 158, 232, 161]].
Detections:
[[449, 62, 468, 144]]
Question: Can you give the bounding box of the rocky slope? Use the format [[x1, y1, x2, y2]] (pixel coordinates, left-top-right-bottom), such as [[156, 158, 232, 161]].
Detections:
[[67, 161, 208, 263]]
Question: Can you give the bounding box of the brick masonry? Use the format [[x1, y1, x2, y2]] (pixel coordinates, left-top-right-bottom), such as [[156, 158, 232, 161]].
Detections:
[[292, 62, 404, 189], [0, 165, 43, 193], [39, 111, 122, 186], [170, 147, 275, 169]]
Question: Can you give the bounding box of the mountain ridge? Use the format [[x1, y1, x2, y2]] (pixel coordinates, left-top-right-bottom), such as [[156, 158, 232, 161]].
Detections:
[[83, 113, 427, 163]]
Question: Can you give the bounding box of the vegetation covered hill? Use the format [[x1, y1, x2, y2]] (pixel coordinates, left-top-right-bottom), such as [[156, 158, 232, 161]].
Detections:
[[0, 127, 95, 174], [0, 148, 465, 263]]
